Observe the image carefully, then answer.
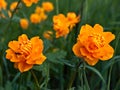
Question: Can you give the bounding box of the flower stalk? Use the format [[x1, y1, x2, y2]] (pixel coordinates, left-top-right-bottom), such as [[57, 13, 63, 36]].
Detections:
[[31, 70, 40, 90]]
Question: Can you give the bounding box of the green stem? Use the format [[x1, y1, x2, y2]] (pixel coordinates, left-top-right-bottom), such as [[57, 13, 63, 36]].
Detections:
[[31, 70, 40, 90], [67, 60, 82, 89], [83, 62, 90, 90], [56, 0, 59, 14]]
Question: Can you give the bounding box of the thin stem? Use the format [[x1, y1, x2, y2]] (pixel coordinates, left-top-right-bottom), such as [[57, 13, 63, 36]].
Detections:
[[45, 63, 49, 88], [79, 68, 83, 90], [56, 0, 59, 14], [18, 73, 22, 90], [83, 62, 90, 90], [67, 60, 82, 89], [31, 70, 40, 90]]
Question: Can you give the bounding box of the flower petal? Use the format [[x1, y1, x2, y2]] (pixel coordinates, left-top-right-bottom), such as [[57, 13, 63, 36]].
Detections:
[[31, 36, 43, 54], [84, 58, 99, 66], [72, 42, 82, 57], [18, 62, 33, 72], [8, 41, 20, 52], [103, 32, 115, 43], [18, 34, 29, 43], [6, 49, 20, 62], [93, 24, 103, 32], [93, 45, 114, 60], [35, 53, 46, 64]]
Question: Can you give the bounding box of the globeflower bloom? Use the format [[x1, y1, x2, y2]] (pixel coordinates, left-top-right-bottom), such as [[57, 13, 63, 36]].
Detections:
[[0, 0, 7, 10], [67, 12, 80, 30], [22, 0, 39, 7], [6, 34, 46, 72], [72, 24, 115, 65], [30, 13, 41, 24], [10, 2, 18, 11], [20, 18, 29, 29], [53, 14, 69, 38], [35, 6, 47, 21], [42, 2, 54, 12], [53, 13, 80, 38]]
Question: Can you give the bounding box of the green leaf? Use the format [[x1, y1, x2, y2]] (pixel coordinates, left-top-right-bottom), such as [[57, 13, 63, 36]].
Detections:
[[86, 65, 105, 84], [46, 50, 67, 64]]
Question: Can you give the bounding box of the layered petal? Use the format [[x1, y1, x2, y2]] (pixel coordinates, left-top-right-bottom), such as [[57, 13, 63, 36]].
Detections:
[[18, 62, 33, 72], [72, 42, 82, 57], [72, 24, 115, 66]]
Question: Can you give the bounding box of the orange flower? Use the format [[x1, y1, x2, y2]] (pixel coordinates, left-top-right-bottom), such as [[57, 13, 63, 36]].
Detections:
[[22, 0, 39, 7], [43, 30, 53, 40], [30, 13, 41, 24], [53, 14, 69, 38], [42, 2, 54, 12], [6, 34, 46, 72], [20, 18, 29, 29], [67, 12, 80, 30], [10, 2, 18, 11], [35, 6, 47, 20], [53, 13, 80, 38], [72, 24, 115, 65], [0, 0, 7, 10], [35, 6, 44, 15]]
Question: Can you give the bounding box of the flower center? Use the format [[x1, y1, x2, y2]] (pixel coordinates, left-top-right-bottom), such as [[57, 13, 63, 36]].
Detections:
[[88, 33, 105, 50], [20, 40, 32, 57]]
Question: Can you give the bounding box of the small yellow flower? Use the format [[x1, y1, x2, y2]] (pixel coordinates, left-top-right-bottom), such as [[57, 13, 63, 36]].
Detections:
[[10, 2, 18, 11], [20, 18, 29, 29], [6, 34, 46, 72], [42, 2, 54, 12], [0, 0, 7, 10], [30, 13, 41, 24], [72, 24, 115, 65]]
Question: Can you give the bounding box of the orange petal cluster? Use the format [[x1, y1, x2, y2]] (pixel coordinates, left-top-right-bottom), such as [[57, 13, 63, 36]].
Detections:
[[6, 34, 46, 72], [10, 2, 18, 11], [0, 0, 7, 10], [22, 0, 39, 7], [20, 18, 29, 29], [30, 2, 53, 24], [42, 2, 54, 12], [53, 12, 80, 38], [72, 24, 115, 65]]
